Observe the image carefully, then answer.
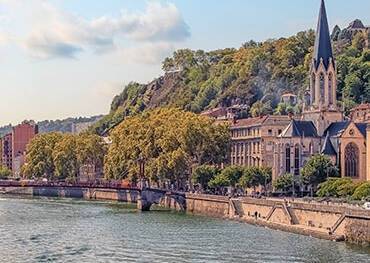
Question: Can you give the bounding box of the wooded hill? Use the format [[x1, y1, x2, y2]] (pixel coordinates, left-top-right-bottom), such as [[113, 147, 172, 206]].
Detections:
[[90, 25, 370, 135]]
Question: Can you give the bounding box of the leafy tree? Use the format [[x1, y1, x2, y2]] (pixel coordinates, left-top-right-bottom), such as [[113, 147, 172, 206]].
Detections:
[[104, 108, 230, 188], [301, 155, 339, 193], [238, 167, 272, 192], [23, 133, 63, 179], [316, 177, 354, 198], [53, 135, 79, 181], [192, 165, 220, 190], [352, 182, 370, 201], [250, 101, 271, 117], [273, 173, 293, 193], [209, 166, 244, 188], [0, 166, 12, 179]]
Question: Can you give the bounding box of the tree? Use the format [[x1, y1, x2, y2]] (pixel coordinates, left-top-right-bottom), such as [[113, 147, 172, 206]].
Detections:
[[104, 108, 230, 188], [273, 173, 293, 193], [52, 135, 79, 181], [23, 133, 63, 179], [0, 166, 12, 179], [238, 167, 272, 193], [209, 166, 244, 188], [316, 177, 354, 198], [192, 165, 219, 190], [301, 155, 339, 195], [250, 101, 271, 117]]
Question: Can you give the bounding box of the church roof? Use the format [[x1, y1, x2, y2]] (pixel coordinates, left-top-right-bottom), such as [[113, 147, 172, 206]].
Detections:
[[279, 120, 318, 138], [348, 19, 365, 29], [313, 0, 334, 70], [321, 133, 336, 156], [324, 121, 350, 137], [355, 123, 367, 137]]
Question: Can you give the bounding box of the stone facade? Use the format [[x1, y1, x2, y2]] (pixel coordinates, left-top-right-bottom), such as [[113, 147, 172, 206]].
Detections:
[[205, 0, 370, 183], [0, 121, 38, 176]]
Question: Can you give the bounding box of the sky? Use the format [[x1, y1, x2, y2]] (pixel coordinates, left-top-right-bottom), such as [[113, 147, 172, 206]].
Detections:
[[0, 0, 369, 126]]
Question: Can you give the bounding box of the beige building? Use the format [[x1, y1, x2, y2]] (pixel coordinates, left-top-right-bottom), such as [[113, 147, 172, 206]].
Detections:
[[230, 115, 291, 178]]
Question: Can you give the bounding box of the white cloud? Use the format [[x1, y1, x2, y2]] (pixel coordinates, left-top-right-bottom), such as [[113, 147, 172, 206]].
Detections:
[[0, 0, 190, 61]]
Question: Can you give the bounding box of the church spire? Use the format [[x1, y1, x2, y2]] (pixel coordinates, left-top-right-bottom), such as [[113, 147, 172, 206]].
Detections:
[[313, 0, 333, 70]]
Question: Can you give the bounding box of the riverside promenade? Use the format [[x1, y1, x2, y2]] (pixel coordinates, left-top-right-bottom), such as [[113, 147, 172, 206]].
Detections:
[[1, 181, 369, 246]]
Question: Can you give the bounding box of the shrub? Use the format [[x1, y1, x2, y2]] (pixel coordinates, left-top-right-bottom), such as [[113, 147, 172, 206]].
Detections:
[[352, 182, 370, 200], [316, 177, 353, 198]]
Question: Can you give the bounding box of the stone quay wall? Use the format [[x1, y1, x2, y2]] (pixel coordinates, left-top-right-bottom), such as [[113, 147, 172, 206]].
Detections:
[[185, 194, 370, 245]]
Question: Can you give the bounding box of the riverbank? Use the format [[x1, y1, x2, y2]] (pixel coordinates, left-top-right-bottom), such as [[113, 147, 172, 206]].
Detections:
[[1, 186, 369, 246]]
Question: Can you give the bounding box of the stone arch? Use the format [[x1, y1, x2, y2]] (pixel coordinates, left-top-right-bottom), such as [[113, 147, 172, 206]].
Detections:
[[344, 143, 360, 178]]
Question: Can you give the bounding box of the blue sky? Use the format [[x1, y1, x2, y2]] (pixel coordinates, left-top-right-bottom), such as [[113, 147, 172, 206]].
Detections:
[[0, 0, 369, 126]]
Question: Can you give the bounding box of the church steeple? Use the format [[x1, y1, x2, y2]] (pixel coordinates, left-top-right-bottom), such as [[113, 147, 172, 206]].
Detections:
[[302, 0, 343, 136], [313, 0, 333, 70]]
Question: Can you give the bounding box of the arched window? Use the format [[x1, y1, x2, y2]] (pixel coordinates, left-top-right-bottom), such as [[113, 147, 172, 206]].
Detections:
[[345, 143, 359, 178], [328, 73, 333, 105], [311, 73, 316, 104], [285, 144, 291, 173], [320, 73, 325, 104], [294, 144, 300, 176]]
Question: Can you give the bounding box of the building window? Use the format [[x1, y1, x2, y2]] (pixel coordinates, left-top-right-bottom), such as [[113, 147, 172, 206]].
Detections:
[[285, 144, 291, 174], [320, 73, 325, 104], [278, 129, 282, 135], [328, 73, 333, 105], [311, 73, 316, 103], [268, 129, 272, 136], [294, 144, 300, 176], [344, 143, 359, 178]]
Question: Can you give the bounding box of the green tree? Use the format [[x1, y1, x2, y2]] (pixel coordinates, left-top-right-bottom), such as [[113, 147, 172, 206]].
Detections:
[[273, 173, 294, 193], [316, 177, 354, 198], [23, 132, 63, 179], [52, 135, 79, 181], [192, 165, 220, 190], [301, 155, 339, 194], [250, 101, 271, 117], [209, 166, 244, 188]]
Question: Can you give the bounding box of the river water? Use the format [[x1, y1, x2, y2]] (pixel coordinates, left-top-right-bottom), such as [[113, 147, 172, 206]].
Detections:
[[0, 196, 369, 263]]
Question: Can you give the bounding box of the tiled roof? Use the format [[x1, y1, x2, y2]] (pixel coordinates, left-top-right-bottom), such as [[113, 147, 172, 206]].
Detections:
[[313, 0, 334, 70], [280, 120, 318, 138], [324, 121, 350, 137], [231, 116, 268, 128], [355, 123, 367, 137], [321, 133, 336, 155]]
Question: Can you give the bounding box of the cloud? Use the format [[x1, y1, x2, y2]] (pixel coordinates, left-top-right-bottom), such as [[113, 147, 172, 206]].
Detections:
[[120, 42, 176, 65], [0, 1, 190, 60]]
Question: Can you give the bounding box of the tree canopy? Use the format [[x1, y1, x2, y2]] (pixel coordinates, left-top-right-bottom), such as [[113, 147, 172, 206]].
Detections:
[[104, 108, 230, 187]]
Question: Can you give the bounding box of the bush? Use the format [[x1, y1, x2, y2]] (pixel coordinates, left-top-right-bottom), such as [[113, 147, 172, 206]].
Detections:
[[0, 166, 12, 179], [316, 178, 353, 198], [352, 182, 370, 200], [192, 165, 220, 189]]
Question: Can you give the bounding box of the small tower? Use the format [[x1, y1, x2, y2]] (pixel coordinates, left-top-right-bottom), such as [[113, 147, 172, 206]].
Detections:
[[302, 0, 343, 136]]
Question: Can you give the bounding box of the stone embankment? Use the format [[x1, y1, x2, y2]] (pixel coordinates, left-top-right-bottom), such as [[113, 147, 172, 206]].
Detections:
[[1, 186, 369, 245]]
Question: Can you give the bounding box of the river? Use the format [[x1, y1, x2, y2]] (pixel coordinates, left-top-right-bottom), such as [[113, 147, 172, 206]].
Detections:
[[0, 196, 369, 263]]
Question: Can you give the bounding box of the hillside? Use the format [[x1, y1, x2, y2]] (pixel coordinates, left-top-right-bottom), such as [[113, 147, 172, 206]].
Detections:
[[0, 115, 103, 137], [88, 23, 369, 135]]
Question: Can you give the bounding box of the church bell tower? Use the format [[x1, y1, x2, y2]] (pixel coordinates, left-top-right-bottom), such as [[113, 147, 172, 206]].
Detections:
[[302, 0, 343, 136]]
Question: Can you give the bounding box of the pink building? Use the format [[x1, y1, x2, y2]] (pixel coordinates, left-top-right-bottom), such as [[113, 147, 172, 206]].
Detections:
[[0, 121, 38, 177]]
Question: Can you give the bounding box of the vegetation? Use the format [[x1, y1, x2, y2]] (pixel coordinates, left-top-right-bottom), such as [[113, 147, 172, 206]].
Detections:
[[208, 166, 272, 194], [301, 155, 339, 192], [0, 115, 103, 137], [23, 133, 107, 181], [0, 165, 12, 179], [91, 28, 369, 135], [352, 182, 370, 201], [273, 173, 294, 193], [192, 165, 220, 190], [317, 178, 370, 201], [104, 108, 230, 188]]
